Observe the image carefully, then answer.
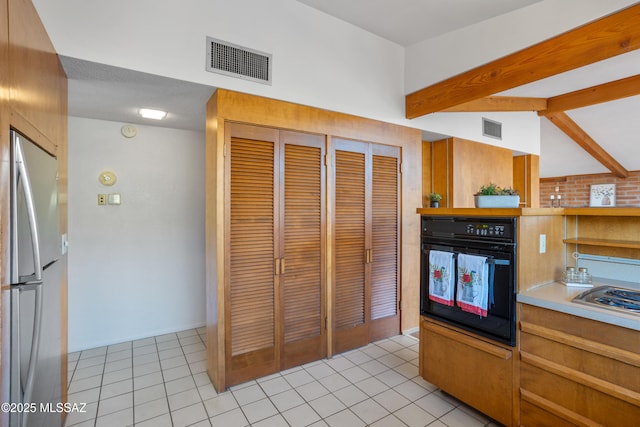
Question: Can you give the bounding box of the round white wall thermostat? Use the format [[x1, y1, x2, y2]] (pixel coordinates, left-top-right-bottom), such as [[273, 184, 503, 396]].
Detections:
[[99, 171, 117, 186], [121, 125, 137, 138]]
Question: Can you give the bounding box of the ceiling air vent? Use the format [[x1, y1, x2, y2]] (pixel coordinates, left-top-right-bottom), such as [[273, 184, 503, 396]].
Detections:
[[482, 117, 502, 140], [206, 37, 272, 85]]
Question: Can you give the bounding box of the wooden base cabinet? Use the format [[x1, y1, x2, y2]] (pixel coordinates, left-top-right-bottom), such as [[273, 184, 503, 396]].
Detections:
[[519, 304, 640, 426], [419, 317, 516, 427]]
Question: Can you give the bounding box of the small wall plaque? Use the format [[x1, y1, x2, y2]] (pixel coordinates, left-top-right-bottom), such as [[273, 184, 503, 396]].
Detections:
[[589, 183, 615, 207]]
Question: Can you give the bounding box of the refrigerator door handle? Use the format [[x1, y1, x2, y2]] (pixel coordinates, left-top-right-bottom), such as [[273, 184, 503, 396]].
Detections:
[[10, 282, 44, 427], [14, 136, 43, 284]]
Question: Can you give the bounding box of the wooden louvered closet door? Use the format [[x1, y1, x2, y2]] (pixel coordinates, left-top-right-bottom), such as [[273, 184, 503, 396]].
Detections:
[[370, 144, 400, 341], [333, 139, 370, 354], [225, 123, 326, 387], [333, 139, 400, 354], [226, 123, 280, 386], [280, 131, 326, 369]]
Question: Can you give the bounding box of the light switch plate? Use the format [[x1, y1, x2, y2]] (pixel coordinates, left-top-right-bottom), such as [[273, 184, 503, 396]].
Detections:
[[539, 234, 546, 254]]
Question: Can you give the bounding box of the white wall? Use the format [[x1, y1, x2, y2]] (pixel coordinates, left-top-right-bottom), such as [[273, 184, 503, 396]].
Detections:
[[414, 112, 541, 154], [32, 0, 406, 128], [68, 117, 205, 351]]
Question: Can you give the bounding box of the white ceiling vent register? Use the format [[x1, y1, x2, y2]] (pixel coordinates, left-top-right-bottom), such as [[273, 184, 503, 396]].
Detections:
[[482, 117, 502, 140], [206, 37, 272, 85]]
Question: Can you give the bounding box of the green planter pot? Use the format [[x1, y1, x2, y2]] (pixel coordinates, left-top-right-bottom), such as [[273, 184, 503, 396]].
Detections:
[[474, 195, 520, 208]]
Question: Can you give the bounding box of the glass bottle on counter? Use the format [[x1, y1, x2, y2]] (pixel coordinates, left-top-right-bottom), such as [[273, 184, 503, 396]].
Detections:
[[578, 267, 592, 285], [562, 266, 577, 284]]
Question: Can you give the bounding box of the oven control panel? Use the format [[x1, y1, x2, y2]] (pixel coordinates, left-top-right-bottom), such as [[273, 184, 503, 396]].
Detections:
[[421, 216, 515, 242], [466, 223, 507, 236]]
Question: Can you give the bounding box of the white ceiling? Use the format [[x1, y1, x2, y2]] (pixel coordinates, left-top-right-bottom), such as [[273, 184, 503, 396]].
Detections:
[[62, 56, 216, 132], [297, 0, 542, 46]]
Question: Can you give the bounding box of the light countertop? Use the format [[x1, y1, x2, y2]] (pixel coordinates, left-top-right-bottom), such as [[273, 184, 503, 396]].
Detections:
[[517, 278, 640, 331]]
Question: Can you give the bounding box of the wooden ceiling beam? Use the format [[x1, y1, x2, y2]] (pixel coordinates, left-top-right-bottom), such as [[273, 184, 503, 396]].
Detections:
[[441, 96, 547, 112], [543, 111, 629, 178], [541, 74, 640, 114], [405, 4, 640, 118]]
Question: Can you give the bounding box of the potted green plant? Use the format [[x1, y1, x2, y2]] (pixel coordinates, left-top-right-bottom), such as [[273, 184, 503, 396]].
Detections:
[[474, 183, 520, 208], [428, 192, 442, 208]]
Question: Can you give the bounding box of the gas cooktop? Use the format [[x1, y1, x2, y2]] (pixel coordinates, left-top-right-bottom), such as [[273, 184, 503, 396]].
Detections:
[[572, 286, 640, 315]]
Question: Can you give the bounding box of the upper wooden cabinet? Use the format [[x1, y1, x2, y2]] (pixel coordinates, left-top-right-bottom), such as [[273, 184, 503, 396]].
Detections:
[[8, 0, 67, 154], [224, 123, 326, 388], [332, 138, 400, 354]]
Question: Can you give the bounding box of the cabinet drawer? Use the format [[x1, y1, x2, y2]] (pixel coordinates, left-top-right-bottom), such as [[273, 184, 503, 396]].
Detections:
[[520, 362, 640, 426], [519, 398, 580, 427], [421, 319, 514, 426]]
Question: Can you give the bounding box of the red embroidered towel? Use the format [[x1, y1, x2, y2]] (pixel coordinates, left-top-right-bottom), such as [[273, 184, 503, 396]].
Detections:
[[456, 253, 490, 317], [429, 250, 455, 306]]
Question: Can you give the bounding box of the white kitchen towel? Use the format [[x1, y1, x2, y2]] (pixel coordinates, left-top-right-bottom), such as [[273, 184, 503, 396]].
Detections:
[[456, 253, 490, 317], [428, 250, 455, 306]]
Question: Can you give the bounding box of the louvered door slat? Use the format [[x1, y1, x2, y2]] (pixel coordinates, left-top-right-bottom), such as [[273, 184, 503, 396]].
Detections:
[[229, 136, 275, 357], [371, 154, 399, 321], [335, 149, 366, 331]]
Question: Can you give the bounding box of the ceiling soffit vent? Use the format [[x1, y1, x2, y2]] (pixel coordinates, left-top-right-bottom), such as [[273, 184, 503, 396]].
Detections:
[[206, 37, 272, 85], [482, 117, 502, 140]]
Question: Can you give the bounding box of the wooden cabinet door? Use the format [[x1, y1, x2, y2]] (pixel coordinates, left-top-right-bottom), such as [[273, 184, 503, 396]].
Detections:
[[370, 144, 400, 341], [333, 139, 400, 354], [280, 131, 326, 368], [333, 139, 370, 353], [226, 123, 280, 386]]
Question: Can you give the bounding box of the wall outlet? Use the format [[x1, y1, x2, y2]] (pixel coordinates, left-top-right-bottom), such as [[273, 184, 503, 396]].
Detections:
[[539, 234, 546, 254], [97, 194, 107, 205]]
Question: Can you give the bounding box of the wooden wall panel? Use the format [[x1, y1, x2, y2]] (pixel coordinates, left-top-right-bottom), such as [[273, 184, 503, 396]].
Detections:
[[428, 137, 516, 208], [452, 138, 512, 207], [517, 215, 564, 292], [513, 154, 540, 208], [8, 0, 66, 155], [421, 141, 432, 207], [205, 94, 224, 391], [431, 139, 450, 208]]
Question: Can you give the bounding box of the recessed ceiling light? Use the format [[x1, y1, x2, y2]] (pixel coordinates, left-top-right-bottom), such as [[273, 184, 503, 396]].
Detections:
[[139, 108, 167, 120]]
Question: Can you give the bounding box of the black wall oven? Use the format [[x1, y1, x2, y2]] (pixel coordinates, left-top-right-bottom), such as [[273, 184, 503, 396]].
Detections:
[[420, 216, 517, 346]]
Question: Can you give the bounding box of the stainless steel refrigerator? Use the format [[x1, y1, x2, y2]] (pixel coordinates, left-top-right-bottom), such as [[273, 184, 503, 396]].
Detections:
[[9, 130, 62, 427]]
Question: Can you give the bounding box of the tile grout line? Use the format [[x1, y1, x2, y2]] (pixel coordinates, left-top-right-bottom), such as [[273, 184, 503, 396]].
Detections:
[[66, 330, 498, 427]]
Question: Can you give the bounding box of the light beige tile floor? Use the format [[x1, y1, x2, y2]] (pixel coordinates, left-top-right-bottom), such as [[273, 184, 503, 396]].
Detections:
[[64, 328, 502, 427]]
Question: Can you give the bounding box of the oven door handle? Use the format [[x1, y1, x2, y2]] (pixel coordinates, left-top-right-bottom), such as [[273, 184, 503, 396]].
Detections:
[[422, 249, 511, 267], [423, 235, 515, 247]]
